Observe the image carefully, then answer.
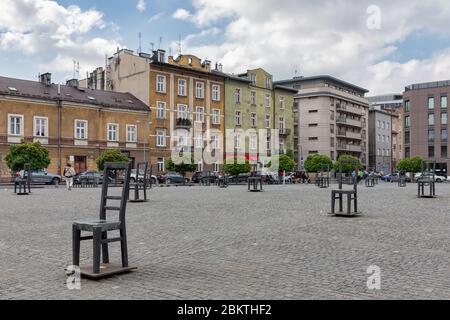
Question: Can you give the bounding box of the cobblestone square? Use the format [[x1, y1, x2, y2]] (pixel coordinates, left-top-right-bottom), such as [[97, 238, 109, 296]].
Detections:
[[1, 183, 450, 300]]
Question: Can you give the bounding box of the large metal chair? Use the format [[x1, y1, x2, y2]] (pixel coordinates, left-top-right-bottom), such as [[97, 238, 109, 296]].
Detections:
[[417, 161, 436, 198], [129, 162, 148, 203], [248, 164, 263, 192], [317, 164, 330, 189], [14, 164, 31, 195], [330, 160, 360, 216], [72, 162, 136, 279]]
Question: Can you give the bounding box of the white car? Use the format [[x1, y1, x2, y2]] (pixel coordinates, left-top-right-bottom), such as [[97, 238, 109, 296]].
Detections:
[[414, 173, 447, 183]]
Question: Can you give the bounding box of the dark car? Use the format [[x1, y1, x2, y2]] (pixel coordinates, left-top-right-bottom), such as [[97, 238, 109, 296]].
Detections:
[[74, 171, 103, 185], [381, 173, 411, 183], [15, 170, 62, 185], [158, 172, 189, 184], [229, 173, 251, 183], [191, 171, 219, 183]]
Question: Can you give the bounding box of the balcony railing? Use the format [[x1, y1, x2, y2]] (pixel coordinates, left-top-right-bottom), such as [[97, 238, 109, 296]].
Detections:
[[176, 118, 192, 128], [279, 128, 292, 136], [336, 103, 363, 116], [336, 117, 362, 128], [336, 144, 362, 153]]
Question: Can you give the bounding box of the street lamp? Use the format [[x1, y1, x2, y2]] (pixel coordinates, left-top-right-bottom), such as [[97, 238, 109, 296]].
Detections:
[[137, 120, 152, 164]]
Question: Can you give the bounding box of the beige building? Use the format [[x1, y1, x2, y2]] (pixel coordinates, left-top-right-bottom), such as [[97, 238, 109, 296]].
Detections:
[[275, 76, 370, 168]]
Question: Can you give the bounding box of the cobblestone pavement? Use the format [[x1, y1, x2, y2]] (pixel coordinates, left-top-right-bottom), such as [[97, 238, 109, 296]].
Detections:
[[1, 182, 450, 300]]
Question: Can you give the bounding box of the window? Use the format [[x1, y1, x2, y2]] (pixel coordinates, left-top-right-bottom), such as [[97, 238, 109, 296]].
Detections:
[[265, 77, 271, 89], [442, 112, 448, 125], [377, 149, 381, 156], [309, 123, 318, 127], [213, 161, 219, 173], [265, 115, 271, 128], [428, 129, 435, 142], [156, 101, 166, 119], [177, 104, 188, 119], [279, 96, 285, 109], [405, 116, 411, 128], [330, 137, 335, 148], [156, 75, 166, 93], [265, 94, 271, 108], [212, 85, 220, 101], [156, 129, 166, 147], [126, 125, 137, 143], [405, 131, 410, 144], [279, 117, 285, 131], [428, 96, 435, 110], [330, 111, 334, 120], [429, 146, 435, 158], [234, 134, 241, 149], [212, 109, 220, 125], [195, 107, 204, 123], [266, 136, 271, 151], [382, 122, 386, 130], [34, 117, 48, 137], [157, 158, 165, 172], [250, 91, 256, 105], [196, 82, 204, 99], [251, 113, 257, 127], [234, 89, 241, 104], [195, 133, 203, 148], [250, 135, 257, 150], [405, 100, 411, 112], [330, 124, 334, 134], [441, 96, 448, 109], [178, 79, 187, 96], [235, 111, 241, 126], [442, 146, 448, 158], [309, 110, 318, 114], [442, 129, 448, 142], [212, 134, 220, 149], [107, 124, 118, 141], [377, 120, 381, 128], [197, 160, 204, 172], [250, 74, 256, 85], [428, 114, 435, 126], [8, 114, 23, 136], [378, 134, 381, 142], [75, 120, 87, 140], [309, 137, 318, 141]]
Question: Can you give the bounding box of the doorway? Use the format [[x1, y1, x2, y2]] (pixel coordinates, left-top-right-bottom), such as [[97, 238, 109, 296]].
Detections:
[[74, 156, 87, 173]]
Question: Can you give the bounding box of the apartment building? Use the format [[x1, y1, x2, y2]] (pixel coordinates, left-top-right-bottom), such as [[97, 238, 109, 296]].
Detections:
[[369, 94, 404, 170], [368, 109, 393, 173], [275, 76, 370, 168], [103, 49, 226, 173], [0, 74, 150, 179], [403, 80, 450, 176], [223, 68, 296, 161]]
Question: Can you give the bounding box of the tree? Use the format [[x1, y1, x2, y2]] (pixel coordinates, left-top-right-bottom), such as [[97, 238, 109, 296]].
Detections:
[[223, 160, 251, 176], [165, 158, 197, 176], [304, 154, 333, 173], [96, 150, 129, 171], [268, 154, 296, 173], [333, 154, 362, 174], [5, 141, 51, 172], [397, 156, 424, 173]]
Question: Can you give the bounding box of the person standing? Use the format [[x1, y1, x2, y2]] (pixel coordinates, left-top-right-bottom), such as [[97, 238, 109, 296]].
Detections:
[[64, 163, 76, 191]]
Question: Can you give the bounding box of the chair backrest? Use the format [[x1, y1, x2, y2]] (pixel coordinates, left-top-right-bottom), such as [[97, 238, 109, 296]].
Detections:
[[135, 162, 149, 187], [320, 164, 330, 178], [337, 160, 359, 191], [24, 164, 31, 182], [100, 162, 132, 223]]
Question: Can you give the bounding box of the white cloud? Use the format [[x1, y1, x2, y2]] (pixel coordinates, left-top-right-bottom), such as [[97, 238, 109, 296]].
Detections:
[[0, 0, 120, 81], [136, 0, 146, 13], [172, 8, 193, 21], [174, 0, 450, 95], [149, 12, 163, 23]]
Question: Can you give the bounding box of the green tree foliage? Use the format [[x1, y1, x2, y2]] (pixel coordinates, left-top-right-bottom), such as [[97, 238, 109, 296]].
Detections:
[[268, 154, 296, 173], [165, 158, 197, 176], [96, 150, 129, 171], [304, 154, 333, 173], [5, 141, 51, 171], [223, 159, 251, 176], [397, 156, 424, 173], [333, 154, 362, 174]]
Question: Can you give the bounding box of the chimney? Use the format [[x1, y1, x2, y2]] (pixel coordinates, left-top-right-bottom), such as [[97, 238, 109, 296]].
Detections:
[[40, 73, 52, 86], [218, 63, 223, 72], [202, 60, 211, 72], [153, 49, 166, 63], [66, 79, 79, 88]]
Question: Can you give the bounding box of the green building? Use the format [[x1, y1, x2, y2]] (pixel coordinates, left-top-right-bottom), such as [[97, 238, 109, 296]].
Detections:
[[222, 68, 297, 162]]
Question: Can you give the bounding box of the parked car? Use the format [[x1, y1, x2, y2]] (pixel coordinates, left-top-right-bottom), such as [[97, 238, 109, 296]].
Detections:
[[229, 173, 251, 183], [191, 171, 219, 184], [129, 169, 158, 185], [414, 173, 447, 183], [381, 173, 411, 183], [262, 174, 279, 185], [158, 172, 189, 184], [74, 171, 103, 185], [16, 169, 62, 185]]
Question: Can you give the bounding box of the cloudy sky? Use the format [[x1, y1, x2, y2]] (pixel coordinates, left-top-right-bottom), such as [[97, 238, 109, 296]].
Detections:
[[1, 0, 450, 95]]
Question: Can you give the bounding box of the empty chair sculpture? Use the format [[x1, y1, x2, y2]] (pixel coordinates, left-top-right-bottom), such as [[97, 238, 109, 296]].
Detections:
[[129, 162, 149, 203], [14, 164, 31, 195], [417, 161, 436, 198], [217, 172, 229, 188], [398, 171, 407, 187], [72, 162, 136, 279], [365, 175, 375, 188], [317, 164, 330, 189], [248, 164, 263, 192], [330, 161, 360, 216]]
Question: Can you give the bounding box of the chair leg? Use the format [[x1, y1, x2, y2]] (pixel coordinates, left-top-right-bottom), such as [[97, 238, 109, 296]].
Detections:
[[120, 227, 129, 268], [72, 225, 81, 267], [93, 228, 102, 274], [101, 231, 109, 264], [339, 194, 343, 212], [331, 193, 335, 214], [347, 194, 351, 214], [354, 194, 358, 213]]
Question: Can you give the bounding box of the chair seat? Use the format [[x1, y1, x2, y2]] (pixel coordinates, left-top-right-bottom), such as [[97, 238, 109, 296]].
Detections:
[[332, 190, 356, 194], [73, 220, 122, 232]]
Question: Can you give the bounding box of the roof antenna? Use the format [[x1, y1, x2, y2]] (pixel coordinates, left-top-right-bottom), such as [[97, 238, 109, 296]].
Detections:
[[158, 36, 162, 49], [150, 42, 154, 52], [138, 32, 142, 53], [73, 60, 80, 80], [178, 34, 182, 56]]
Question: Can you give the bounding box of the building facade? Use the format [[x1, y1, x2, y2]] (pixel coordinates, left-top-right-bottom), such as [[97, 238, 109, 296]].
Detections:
[[223, 68, 296, 161], [104, 49, 226, 173], [403, 81, 450, 176], [0, 74, 150, 180], [368, 109, 392, 173], [275, 76, 370, 168]]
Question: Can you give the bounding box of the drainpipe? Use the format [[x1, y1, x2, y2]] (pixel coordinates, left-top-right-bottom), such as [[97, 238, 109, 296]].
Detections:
[[57, 98, 62, 175]]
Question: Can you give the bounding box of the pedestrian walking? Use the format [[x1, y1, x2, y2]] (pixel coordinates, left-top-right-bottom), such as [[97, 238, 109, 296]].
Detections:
[[63, 163, 76, 191]]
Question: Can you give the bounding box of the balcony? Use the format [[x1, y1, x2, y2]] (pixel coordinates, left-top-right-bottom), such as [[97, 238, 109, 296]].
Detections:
[[336, 103, 363, 116], [336, 144, 362, 153], [176, 118, 192, 129], [279, 128, 292, 136], [336, 117, 362, 128]]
